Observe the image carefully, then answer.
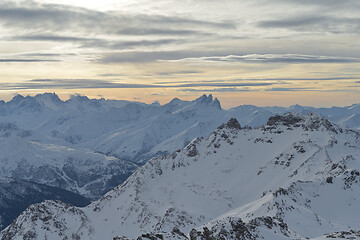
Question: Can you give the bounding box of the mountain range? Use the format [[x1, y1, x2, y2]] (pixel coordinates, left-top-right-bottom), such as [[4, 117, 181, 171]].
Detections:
[[0, 93, 359, 234], [1, 112, 359, 239]]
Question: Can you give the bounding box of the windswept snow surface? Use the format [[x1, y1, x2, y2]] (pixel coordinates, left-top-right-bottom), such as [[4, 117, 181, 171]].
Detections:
[[2, 113, 359, 239]]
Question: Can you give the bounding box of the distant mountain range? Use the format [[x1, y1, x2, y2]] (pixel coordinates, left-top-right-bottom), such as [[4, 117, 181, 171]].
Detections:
[[1, 93, 359, 165], [2, 113, 359, 239]]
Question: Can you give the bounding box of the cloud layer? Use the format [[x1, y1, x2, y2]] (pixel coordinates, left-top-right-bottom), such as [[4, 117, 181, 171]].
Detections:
[[0, 0, 359, 106], [0, 78, 276, 90], [164, 54, 360, 64]]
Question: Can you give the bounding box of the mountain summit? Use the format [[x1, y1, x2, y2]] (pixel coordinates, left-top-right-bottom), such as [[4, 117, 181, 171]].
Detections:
[[194, 94, 221, 109]]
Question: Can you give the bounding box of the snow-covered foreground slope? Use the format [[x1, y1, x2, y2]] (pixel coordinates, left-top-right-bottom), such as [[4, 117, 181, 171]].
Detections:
[[2, 113, 359, 240], [0, 177, 90, 230]]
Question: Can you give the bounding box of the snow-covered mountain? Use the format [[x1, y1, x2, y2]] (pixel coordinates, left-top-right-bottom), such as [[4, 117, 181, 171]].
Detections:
[[0, 93, 358, 232], [0, 121, 138, 200], [228, 103, 360, 130], [1, 93, 358, 165], [0, 177, 90, 231], [2, 113, 359, 239]]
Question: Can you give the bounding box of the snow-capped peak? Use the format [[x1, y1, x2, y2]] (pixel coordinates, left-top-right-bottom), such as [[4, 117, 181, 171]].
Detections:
[[9, 94, 25, 103], [193, 94, 221, 109]]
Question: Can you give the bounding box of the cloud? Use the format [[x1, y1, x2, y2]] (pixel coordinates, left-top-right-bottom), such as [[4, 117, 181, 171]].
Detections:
[[265, 87, 317, 92], [0, 78, 276, 90], [257, 15, 360, 33], [156, 70, 203, 76], [12, 34, 96, 42], [100, 51, 200, 63], [20, 53, 76, 57], [272, 0, 360, 7], [166, 54, 360, 64], [0, 58, 60, 62], [11, 34, 182, 50], [0, 1, 234, 35], [175, 82, 274, 87], [81, 39, 181, 50], [116, 28, 211, 36], [0, 51, 81, 63], [97, 73, 127, 77], [20, 79, 157, 89], [180, 87, 254, 92], [257, 16, 328, 28], [154, 77, 360, 86]]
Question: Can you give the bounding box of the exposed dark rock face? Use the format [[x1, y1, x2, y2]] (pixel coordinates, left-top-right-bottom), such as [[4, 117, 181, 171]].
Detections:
[[218, 118, 242, 130], [188, 217, 290, 240], [267, 114, 303, 127], [325, 229, 360, 239], [266, 112, 341, 133], [226, 118, 242, 130]]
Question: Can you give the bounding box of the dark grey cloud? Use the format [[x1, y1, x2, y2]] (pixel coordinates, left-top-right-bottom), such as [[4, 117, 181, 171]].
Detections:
[[175, 82, 274, 88], [116, 28, 211, 36], [168, 54, 360, 64], [257, 16, 328, 28], [82, 39, 181, 50], [100, 51, 197, 63], [156, 76, 360, 84], [272, 0, 360, 7], [1, 79, 157, 90], [100, 50, 252, 63], [0, 78, 276, 90], [97, 73, 127, 77], [156, 70, 203, 76], [180, 88, 254, 92], [0, 1, 234, 60], [12, 34, 95, 42], [265, 87, 317, 92], [20, 53, 76, 57], [0, 52, 79, 63], [11, 34, 180, 50], [257, 15, 360, 33], [0, 58, 59, 62]]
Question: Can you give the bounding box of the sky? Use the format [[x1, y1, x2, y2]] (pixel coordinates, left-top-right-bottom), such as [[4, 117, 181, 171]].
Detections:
[[0, 0, 359, 108]]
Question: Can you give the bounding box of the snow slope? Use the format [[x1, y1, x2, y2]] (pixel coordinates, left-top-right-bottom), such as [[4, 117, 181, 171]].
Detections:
[[0, 177, 90, 231], [0, 122, 138, 200], [2, 113, 359, 239]]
